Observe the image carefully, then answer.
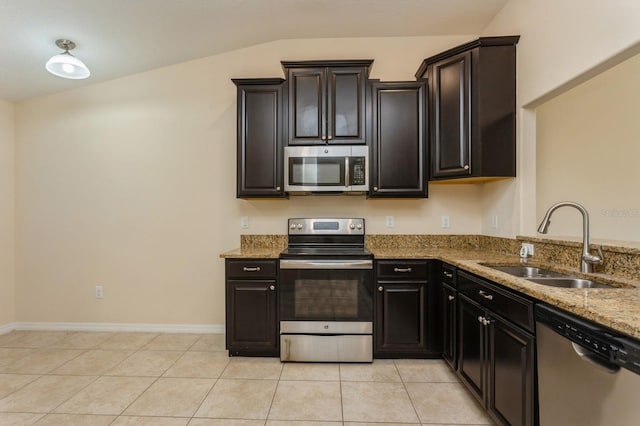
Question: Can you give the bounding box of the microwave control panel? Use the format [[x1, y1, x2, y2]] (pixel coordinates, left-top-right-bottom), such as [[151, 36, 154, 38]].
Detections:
[[350, 157, 366, 186]]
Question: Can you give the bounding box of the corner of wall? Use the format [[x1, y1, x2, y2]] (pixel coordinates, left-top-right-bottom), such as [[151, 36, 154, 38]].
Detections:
[[0, 99, 16, 328]]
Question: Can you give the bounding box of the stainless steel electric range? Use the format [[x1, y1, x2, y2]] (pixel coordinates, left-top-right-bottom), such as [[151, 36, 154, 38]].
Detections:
[[279, 218, 373, 362]]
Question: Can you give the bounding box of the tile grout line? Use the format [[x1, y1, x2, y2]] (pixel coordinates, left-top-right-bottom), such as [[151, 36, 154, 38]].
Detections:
[[263, 357, 285, 424], [394, 359, 422, 425]]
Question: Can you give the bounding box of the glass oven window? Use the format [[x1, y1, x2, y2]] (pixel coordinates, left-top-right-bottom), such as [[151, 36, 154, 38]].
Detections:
[[280, 269, 373, 322], [289, 158, 345, 186], [294, 279, 358, 318]]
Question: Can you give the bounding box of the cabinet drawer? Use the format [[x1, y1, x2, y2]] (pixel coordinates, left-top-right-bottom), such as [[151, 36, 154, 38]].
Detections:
[[440, 263, 457, 287], [376, 260, 428, 280], [226, 259, 277, 279], [458, 271, 534, 332]]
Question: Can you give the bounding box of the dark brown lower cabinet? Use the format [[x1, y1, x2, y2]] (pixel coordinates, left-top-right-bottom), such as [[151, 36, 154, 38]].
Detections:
[[225, 259, 278, 356], [376, 282, 428, 356], [374, 260, 439, 358], [441, 282, 457, 369], [457, 275, 535, 426]]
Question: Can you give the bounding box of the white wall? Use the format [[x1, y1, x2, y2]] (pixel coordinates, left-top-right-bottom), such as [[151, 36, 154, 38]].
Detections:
[[0, 99, 15, 329], [536, 53, 640, 242], [15, 35, 482, 326], [481, 0, 640, 238]]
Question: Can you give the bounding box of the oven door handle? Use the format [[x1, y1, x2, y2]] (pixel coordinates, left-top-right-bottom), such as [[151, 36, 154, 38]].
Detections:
[[279, 259, 373, 270]]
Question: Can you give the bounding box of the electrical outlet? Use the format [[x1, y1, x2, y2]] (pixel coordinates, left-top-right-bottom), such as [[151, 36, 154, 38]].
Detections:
[[95, 285, 104, 299], [240, 216, 249, 229], [441, 215, 450, 228], [491, 215, 499, 229], [385, 216, 395, 228]]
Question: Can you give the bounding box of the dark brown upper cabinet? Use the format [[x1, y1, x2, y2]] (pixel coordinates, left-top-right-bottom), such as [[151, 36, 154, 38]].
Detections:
[[369, 80, 427, 198], [282, 60, 372, 145], [232, 78, 286, 198], [415, 36, 519, 182]]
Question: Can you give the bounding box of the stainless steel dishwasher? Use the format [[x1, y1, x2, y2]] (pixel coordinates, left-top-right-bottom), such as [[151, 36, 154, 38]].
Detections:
[[536, 304, 640, 425]]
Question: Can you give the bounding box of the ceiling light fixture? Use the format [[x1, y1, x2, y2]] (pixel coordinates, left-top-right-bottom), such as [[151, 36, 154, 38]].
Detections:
[[45, 39, 90, 80]]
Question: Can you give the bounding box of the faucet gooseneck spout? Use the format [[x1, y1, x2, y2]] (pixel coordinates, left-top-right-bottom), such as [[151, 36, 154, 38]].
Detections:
[[537, 201, 604, 273]]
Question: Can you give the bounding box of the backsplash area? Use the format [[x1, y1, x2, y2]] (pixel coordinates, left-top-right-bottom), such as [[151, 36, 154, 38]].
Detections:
[[239, 234, 640, 281]]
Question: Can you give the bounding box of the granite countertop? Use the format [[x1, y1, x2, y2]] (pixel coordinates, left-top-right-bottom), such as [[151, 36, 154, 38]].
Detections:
[[220, 247, 282, 259], [220, 245, 640, 339]]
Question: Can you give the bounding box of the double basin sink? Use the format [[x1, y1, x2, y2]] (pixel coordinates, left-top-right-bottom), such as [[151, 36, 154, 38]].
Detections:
[[487, 265, 614, 289]]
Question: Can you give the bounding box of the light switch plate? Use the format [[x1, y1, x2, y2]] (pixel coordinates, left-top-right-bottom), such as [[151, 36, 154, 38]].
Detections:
[[240, 216, 249, 229]]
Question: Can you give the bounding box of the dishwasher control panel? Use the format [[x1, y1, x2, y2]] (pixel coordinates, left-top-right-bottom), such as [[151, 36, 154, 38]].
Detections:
[[536, 304, 640, 375]]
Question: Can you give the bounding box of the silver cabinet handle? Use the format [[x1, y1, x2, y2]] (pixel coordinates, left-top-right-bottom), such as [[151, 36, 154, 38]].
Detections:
[[448, 295, 455, 301], [243, 266, 261, 272], [478, 290, 493, 300], [443, 271, 453, 278], [394, 267, 412, 273], [378, 286, 384, 292], [463, 165, 469, 170], [269, 285, 275, 291]]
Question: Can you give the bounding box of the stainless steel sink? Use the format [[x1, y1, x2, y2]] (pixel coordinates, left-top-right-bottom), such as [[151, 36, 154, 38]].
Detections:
[[486, 264, 615, 289], [488, 265, 568, 278], [527, 278, 612, 289]]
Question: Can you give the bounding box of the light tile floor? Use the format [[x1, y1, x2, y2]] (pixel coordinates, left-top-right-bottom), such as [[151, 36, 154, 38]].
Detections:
[[0, 331, 494, 425]]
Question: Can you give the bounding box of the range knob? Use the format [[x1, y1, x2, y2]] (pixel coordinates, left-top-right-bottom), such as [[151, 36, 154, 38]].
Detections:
[[349, 223, 356, 230], [356, 223, 362, 230], [297, 223, 303, 230], [290, 223, 297, 230]]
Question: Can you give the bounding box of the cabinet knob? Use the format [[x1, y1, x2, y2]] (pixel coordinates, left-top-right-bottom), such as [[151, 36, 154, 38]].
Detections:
[[463, 165, 470, 170], [478, 316, 484, 323], [448, 295, 455, 301], [378, 286, 384, 292], [443, 271, 453, 279], [373, 187, 378, 191], [243, 266, 261, 272], [327, 135, 333, 140], [276, 186, 281, 191], [483, 318, 491, 326], [321, 135, 327, 141], [269, 285, 275, 291]]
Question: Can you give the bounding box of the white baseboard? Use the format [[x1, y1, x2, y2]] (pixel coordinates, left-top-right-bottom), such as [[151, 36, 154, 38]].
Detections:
[[0, 323, 15, 335], [8, 322, 224, 334]]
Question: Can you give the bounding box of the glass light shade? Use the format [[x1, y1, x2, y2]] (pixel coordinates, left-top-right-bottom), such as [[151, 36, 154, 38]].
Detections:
[[46, 51, 90, 79]]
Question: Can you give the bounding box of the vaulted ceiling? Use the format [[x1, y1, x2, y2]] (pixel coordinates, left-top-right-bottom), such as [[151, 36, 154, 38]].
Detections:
[[0, 0, 508, 101]]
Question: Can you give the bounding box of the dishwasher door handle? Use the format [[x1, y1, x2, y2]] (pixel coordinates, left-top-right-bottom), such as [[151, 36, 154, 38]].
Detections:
[[571, 342, 620, 374]]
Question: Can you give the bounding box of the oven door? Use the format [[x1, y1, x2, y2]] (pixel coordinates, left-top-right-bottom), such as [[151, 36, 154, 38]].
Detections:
[[279, 259, 373, 323]]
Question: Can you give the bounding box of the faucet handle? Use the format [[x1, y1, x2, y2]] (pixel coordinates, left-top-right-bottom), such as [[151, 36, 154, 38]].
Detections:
[[583, 245, 604, 265]]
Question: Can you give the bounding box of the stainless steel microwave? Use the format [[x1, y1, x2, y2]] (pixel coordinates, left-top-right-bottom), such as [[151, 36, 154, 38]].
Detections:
[[284, 145, 369, 194]]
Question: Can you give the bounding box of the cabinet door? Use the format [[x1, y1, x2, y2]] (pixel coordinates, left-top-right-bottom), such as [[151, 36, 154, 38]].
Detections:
[[369, 81, 427, 197], [327, 67, 367, 144], [430, 51, 471, 179], [441, 283, 457, 370], [457, 294, 485, 403], [375, 282, 427, 355], [287, 68, 326, 145], [234, 80, 285, 198], [487, 315, 535, 426], [226, 280, 278, 356]]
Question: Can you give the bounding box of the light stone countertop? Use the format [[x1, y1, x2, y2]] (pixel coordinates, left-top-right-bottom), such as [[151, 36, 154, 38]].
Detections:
[[220, 245, 640, 339]]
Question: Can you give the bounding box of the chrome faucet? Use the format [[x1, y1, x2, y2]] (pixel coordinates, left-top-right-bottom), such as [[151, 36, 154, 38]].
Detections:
[[537, 201, 604, 273]]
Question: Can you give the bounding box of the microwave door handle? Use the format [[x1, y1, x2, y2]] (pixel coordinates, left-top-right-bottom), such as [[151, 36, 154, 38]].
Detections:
[[345, 157, 350, 188]]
